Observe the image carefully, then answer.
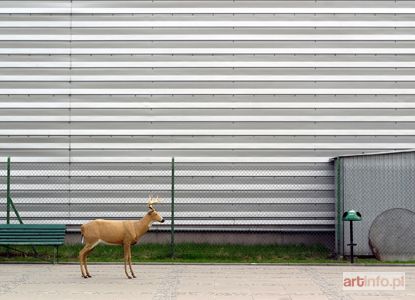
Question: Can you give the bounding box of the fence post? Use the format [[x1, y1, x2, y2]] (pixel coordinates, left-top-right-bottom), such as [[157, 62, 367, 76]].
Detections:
[[5, 157, 23, 224], [335, 158, 343, 259], [6, 157, 11, 224], [170, 157, 175, 258]]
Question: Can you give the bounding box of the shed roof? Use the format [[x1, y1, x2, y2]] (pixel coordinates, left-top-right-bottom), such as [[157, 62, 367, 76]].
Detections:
[[330, 149, 415, 161]]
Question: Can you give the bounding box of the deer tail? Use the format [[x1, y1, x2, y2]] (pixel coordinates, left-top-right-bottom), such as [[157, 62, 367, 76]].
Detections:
[[80, 224, 85, 244]]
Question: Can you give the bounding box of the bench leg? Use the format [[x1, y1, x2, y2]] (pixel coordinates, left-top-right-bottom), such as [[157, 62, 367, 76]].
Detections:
[[53, 247, 57, 264], [31, 246, 38, 256]]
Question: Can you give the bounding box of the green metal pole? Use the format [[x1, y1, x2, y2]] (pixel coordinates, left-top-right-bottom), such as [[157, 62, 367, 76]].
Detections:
[[171, 157, 175, 258], [335, 158, 343, 259], [5, 157, 23, 224], [10, 200, 23, 224], [6, 157, 11, 224]]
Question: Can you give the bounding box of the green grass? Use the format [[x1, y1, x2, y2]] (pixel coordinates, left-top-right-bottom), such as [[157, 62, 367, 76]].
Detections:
[[0, 243, 414, 264], [0, 243, 331, 263]]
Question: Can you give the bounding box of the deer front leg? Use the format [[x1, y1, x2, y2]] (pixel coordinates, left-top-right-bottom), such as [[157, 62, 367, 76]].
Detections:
[[123, 243, 132, 279], [128, 245, 136, 278]]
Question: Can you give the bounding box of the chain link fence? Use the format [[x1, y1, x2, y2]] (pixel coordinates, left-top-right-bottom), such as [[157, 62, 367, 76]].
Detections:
[[173, 161, 334, 257], [1, 157, 335, 258], [4, 152, 415, 261]]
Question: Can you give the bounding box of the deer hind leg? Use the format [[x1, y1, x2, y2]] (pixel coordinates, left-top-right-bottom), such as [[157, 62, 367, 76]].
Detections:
[[79, 250, 86, 278], [128, 244, 136, 278], [79, 244, 89, 278], [79, 242, 98, 278], [83, 246, 96, 278], [123, 243, 132, 279]]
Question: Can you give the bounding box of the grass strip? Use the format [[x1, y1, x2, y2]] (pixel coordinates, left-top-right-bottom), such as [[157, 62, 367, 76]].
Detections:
[[0, 243, 413, 264]]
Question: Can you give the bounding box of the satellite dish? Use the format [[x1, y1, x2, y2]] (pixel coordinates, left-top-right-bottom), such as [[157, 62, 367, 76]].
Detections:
[[369, 208, 415, 261]]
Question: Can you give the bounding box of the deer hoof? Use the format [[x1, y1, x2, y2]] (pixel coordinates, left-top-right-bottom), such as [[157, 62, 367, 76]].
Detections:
[[87, 275, 92, 278]]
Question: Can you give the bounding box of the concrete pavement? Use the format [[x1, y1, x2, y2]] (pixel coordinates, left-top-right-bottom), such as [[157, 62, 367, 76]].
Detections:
[[0, 264, 414, 300]]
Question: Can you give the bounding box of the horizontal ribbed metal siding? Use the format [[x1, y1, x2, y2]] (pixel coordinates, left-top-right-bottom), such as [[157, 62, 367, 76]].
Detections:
[[1, 0, 414, 230], [0, 161, 335, 231]]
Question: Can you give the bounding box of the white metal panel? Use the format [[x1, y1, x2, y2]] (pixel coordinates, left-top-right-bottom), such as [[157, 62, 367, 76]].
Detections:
[[2, 61, 415, 68], [2, 75, 415, 81], [2, 88, 415, 95], [2, 129, 415, 136], [1, 8, 415, 14], [1, 116, 414, 122], [3, 21, 415, 28], [1, 102, 415, 109], [1, 34, 415, 41], [3, 142, 415, 150], [1, 48, 414, 54], [1, 0, 414, 230]]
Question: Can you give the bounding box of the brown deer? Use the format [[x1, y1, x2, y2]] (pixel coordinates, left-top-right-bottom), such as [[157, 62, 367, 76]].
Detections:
[[79, 196, 165, 279]]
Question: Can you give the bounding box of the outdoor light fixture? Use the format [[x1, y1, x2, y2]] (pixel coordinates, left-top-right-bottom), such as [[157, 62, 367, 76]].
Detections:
[[343, 210, 362, 263]]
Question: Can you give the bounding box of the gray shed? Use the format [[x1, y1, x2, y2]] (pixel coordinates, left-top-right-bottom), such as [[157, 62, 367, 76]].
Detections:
[[333, 150, 415, 257]]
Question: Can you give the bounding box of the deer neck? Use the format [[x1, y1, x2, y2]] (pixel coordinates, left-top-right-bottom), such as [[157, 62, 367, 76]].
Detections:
[[134, 213, 153, 237]]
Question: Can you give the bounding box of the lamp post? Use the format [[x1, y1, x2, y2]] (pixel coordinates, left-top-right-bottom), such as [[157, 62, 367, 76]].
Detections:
[[343, 210, 362, 263]]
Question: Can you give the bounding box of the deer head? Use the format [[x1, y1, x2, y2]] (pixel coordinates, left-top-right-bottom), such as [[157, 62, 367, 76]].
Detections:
[[147, 195, 164, 223]]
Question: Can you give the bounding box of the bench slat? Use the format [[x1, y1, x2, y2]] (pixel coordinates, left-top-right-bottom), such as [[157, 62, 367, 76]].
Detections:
[[0, 237, 64, 239], [0, 238, 64, 241], [0, 238, 65, 243], [0, 232, 65, 235], [0, 225, 65, 229], [0, 229, 65, 234], [0, 224, 66, 247], [0, 242, 63, 245], [0, 234, 64, 237]]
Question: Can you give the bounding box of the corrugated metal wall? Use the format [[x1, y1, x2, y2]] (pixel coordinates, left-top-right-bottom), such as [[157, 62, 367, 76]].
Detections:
[[338, 151, 415, 255], [0, 1, 414, 231]]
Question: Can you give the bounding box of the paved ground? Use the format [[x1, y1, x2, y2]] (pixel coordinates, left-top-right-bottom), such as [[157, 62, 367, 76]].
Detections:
[[0, 264, 414, 300]]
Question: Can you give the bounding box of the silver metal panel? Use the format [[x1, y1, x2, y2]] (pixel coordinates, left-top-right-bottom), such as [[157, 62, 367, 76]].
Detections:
[[0, 161, 335, 231], [1, 0, 414, 231]]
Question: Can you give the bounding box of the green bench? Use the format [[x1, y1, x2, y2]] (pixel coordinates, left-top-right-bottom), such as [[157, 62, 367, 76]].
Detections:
[[0, 224, 66, 263]]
